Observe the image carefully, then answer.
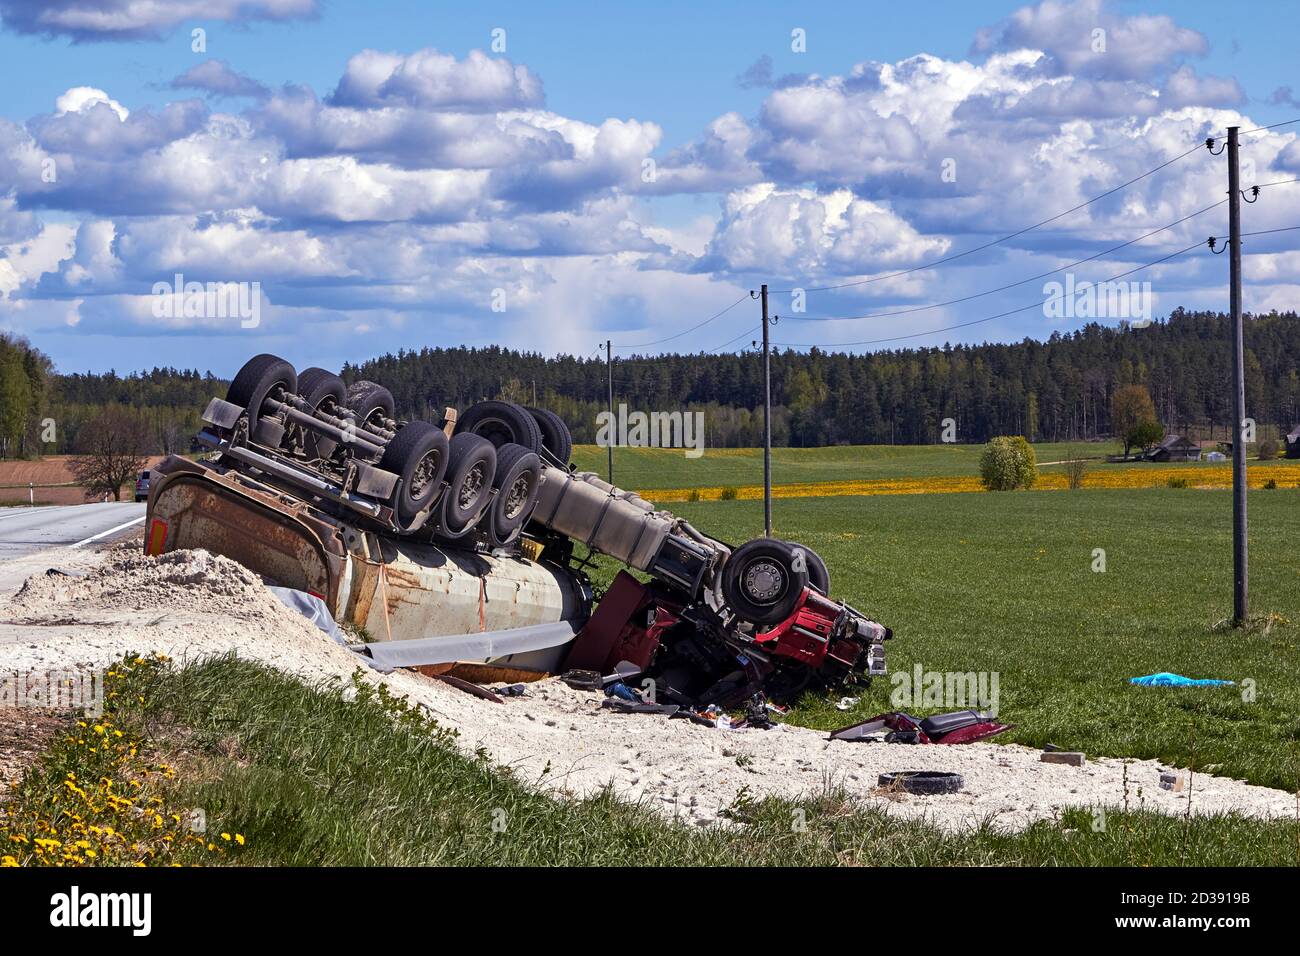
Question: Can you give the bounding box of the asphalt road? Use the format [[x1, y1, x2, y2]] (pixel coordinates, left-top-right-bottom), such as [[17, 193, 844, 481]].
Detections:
[[0, 502, 146, 563]]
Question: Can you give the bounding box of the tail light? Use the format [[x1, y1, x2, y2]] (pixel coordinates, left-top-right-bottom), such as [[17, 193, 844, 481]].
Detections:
[[146, 519, 168, 556]]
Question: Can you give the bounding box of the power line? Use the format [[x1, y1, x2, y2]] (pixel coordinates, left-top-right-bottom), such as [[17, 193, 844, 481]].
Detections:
[[776, 200, 1225, 325], [708, 325, 760, 353], [1239, 118, 1300, 136], [1241, 224, 1300, 239], [766, 141, 1208, 295], [771, 240, 1203, 350], [1254, 177, 1300, 189], [611, 293, 749, 350]]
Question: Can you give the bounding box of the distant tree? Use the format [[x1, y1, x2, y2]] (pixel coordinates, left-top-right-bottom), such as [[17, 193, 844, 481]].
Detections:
[[1131, 419, 1165, 455], [979, 436, 1038, 491], [0, 345, 29, 458], [1111, 384, 1159, 458], [68, 407, 149, 501]]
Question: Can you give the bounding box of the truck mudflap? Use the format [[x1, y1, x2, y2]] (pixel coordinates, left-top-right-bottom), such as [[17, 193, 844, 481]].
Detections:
[[147, 455, 347, 606]]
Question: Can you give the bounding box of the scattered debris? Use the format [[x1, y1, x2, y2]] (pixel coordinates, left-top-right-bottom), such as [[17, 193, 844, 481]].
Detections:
[[43, 567, 88, 578], [429, 673, 503, 704], [878, 771, 965, 795], [1160, 771, 1187, 792], [1130, 672, 1234, 687], [1040, 751, 1086, 767], [830, 710, 1012, 744], [835, 696, 859, 710]]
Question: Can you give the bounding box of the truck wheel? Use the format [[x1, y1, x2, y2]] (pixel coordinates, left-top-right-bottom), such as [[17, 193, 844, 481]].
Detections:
[[440, 433, 497, 535], [484, 443, 542, 547], [456, 400, 542, 454], [782, 540, 830, 593], [346, 380, 396, 429], [722, 538, 809, 626], [227, 354, 297, 428], [296, 367, 347, 460], [526, 406, 573, 464], [381, 422, 450, 526]]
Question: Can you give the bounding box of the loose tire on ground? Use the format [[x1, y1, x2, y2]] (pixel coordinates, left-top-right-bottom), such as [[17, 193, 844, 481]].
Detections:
[[439, 432, 497, 536], [877, 771, 964, 795], [721, 537, 809, 626], [295, 367, 347, 460], [226, 354, 297, 432], [380, 421, 450, 528], [483, 442, 543, 547], [456, 400, 542, 454], [525, 406, 573, 465]]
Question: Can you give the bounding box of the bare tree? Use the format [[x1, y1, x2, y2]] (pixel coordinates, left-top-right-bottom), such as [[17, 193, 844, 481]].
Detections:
[[68, 407, 150, 501]]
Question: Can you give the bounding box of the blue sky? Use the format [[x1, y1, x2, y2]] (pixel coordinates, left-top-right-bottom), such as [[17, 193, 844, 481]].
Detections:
[[0, 0, 1297, 376]]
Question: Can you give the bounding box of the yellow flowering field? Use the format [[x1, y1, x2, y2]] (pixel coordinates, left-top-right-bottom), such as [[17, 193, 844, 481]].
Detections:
[[640, 462, 1300, 503]]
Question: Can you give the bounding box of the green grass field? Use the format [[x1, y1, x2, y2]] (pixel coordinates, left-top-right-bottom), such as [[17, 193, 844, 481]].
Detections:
[[578, 487, 1300, 793], [569, 441, 1276, 491]]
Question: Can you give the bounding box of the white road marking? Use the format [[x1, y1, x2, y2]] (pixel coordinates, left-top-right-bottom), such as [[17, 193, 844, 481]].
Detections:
[[70, 515, 146, 549]]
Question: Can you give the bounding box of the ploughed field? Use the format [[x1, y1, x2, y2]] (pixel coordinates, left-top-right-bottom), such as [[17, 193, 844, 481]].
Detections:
[[582, 487, 1300, 793]]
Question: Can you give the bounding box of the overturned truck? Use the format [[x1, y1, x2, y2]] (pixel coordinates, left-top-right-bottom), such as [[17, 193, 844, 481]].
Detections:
[[146, 354, 890, 707]]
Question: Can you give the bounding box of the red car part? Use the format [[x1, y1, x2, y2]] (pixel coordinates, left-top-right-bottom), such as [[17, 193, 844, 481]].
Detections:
[[829, 710, 1013, 745]]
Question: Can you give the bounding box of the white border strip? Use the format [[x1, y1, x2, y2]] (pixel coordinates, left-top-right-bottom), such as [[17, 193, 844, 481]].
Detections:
[[71, 515, 146, 549]]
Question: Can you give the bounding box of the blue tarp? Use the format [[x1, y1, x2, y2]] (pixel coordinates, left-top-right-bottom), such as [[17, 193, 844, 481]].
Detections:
[[1129, 672, 1234, 687]]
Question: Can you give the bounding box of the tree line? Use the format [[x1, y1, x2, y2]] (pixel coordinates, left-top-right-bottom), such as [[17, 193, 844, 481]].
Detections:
[[347, 309, 1300, 446], [1, 308, 1297, 459], [0, 339, 215, 459]]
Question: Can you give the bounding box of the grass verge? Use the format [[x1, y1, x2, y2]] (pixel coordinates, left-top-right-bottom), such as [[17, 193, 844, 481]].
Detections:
[[5, 655, 1299, 866]]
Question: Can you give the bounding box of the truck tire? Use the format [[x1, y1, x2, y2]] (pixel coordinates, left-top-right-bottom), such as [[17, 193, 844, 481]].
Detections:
[[381, 421, 450, 527], [439, 433, 497, 536], [457, 400, 542, 454], [526, 406, 573, 465], [484, 443, 542, 547], [227, 354, 297, 429], [346, 380, 396, 429], [722, 538, 809, 626], [782, 540, 830, 594], [296, 367, 347, 460]]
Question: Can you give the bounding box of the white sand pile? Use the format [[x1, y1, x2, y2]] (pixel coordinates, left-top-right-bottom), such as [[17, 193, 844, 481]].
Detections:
[[1, 547, 1295, 831]]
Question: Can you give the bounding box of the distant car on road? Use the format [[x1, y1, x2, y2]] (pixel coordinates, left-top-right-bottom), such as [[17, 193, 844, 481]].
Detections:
[[134, 470, 151, 502]]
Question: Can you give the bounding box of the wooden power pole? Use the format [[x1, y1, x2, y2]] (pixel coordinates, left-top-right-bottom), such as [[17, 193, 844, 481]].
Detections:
[[605, 339, 614, 484], [1227, 126, 1249, 625], [760, 283, 772, 538]]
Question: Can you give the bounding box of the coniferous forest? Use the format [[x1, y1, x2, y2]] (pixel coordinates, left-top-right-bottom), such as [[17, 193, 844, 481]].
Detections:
[[1, 308, 1297, 456]]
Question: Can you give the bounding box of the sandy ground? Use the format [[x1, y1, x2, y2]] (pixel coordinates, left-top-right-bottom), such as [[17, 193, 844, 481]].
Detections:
[[0, 545, 1296, 832]]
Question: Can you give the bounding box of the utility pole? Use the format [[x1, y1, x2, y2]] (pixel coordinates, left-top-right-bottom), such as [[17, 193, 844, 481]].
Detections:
[[605, 339, 614, 484], [760, 283, 772, 537], [1227, 126, 1249, 626]]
